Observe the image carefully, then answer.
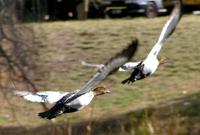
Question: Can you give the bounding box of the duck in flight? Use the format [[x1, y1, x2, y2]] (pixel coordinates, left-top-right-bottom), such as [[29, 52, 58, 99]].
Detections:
[[14, 39, 138, 120], [121, 0, 182, 84], [82, 0, 182, 84]]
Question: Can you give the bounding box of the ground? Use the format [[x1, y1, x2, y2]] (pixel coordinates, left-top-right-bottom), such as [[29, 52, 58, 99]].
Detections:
[[0, 15, 200, 133]]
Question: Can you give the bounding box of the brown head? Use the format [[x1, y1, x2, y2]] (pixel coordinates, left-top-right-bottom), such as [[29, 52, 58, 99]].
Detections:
[[92, 86, 110, 96]]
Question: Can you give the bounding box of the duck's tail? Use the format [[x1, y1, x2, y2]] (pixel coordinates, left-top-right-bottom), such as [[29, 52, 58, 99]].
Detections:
[[38, 103, 64, 120], [121, 77, 135, 84], [38, 111, 58, 120], [38, 110, 55, 120]]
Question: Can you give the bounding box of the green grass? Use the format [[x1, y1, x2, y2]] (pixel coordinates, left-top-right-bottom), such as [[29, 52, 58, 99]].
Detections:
[[1, 93, 200, 135], [0, 15, 200, 127]]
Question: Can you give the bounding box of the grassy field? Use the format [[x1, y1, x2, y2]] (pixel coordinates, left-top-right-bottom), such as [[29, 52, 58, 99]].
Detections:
[[0, 14, 200, 132], [1, 93, 200, 135]]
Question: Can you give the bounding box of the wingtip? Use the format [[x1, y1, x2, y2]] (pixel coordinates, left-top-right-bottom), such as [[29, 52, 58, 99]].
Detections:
[[131, 38, 138, 45], [173, 0, 183, 16], [126, 38, 139, 55], [80, 60, 86, 65], [121, 78, 135, 84], [121, 78, 131, 84], [13, 90, 30, 96], [104, 38, 139, 66], [127, 38, 139, 60]]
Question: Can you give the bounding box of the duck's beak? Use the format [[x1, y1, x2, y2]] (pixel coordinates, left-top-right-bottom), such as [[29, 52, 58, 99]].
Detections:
[[105, 89, 111, 94]]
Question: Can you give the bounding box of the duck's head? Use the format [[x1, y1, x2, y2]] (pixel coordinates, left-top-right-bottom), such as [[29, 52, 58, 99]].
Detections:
[[92, 86, 110, 96], [159, 57, 167, 64]]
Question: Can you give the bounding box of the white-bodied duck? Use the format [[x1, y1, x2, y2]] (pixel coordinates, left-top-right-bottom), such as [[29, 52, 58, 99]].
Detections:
[[121, 0, 182, 84], [82, 0, 182, 84], [14, 39, 138, 119]]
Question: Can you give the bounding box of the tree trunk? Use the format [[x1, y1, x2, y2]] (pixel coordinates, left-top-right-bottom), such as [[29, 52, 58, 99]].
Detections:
[[77, 0, 89, 20]]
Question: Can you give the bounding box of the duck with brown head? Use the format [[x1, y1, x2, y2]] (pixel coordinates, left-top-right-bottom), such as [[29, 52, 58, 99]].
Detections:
[[14, 39, 138, 120]]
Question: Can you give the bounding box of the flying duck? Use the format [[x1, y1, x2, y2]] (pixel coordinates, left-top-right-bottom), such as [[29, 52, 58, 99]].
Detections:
[[14, 39, 138, 119], [121, 0, 182, 84], [81, 0, 182, 83], [15, 87, 110, 114]]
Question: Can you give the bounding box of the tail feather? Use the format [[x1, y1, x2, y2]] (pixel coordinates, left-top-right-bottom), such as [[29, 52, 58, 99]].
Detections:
[[121, 77, 135, 84], [38, 109, 64, 120], [38, 110, 55, 119], [121, 78, 129, 84], [38, 103, 64, 120]]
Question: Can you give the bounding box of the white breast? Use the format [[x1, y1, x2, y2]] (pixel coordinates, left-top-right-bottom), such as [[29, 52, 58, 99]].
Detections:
[[67, 92, 94, 110], [143, 56, 159, 75]]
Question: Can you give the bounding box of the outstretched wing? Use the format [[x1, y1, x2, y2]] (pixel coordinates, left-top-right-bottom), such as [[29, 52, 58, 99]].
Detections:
[[148, 0, 182, 57], [14, 91, 69, 104], [65, 39, 139, 102], [159, 0, 182, 43]]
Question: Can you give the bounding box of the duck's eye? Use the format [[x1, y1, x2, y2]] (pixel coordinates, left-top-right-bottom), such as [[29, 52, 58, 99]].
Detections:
[[121, 65, 127, 69]]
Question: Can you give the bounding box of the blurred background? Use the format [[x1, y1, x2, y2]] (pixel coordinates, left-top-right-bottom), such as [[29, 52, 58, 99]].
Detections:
[[0, 0, 200, 135], [10, 0, 200, 21]]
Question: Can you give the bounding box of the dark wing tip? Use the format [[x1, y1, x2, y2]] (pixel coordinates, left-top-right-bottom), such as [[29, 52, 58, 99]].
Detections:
[[125, 38, 139, 61], [164, 0, 182, 39], [121, 78, 130, 84], [105, 38, 139, 66], [174, 0, 183, 17], [104, 38, 139, 75]]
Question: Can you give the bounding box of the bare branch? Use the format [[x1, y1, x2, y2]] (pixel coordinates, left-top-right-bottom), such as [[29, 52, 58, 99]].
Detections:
[[0, 0, 48, 111]]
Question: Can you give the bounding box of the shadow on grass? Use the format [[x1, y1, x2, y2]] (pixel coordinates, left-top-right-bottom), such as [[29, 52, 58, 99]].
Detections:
[[1, 92, 200, 135]]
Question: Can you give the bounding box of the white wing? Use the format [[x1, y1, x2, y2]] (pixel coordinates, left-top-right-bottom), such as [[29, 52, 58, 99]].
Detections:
[[81, 60, 104, 69], [14, 91, 69, 104], [81, 60, 140, 72], [148, 0, 182, 57], [119, 61, 141, 71]]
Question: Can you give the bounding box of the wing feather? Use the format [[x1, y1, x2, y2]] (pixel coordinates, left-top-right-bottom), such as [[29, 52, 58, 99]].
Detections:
[[148, 0, 182, 56], [68, 39, 139, 101], [14, 91, 68, 104], [158, 0, 182, 44]]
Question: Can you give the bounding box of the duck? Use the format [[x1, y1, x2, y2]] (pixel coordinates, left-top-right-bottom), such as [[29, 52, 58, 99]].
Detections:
[[80, 0, 182, 83], [121, 0, 182, 84], [15, 87, 110, 117], [14, 39, 138, 119]]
